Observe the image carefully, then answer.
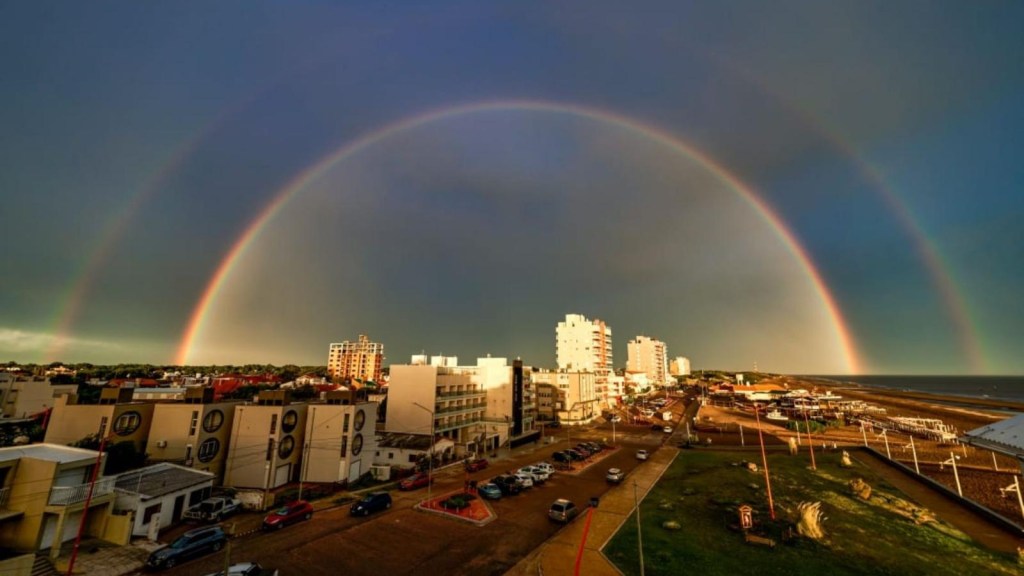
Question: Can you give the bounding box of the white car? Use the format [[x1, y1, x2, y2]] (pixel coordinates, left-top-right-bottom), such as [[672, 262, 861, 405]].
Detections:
[[636, 449, 649, 461], [512, 472, 534, 488], [606, 468, 625, 483], [533, 462, 556, 475], [518, 466, 550, 483]]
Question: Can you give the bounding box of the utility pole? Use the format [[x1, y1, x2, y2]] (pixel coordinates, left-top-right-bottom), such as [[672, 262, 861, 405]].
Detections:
[[803, 410, 816, 471], [413, 402, 435, 507], [222, 522, 235, 575], [67, 419, 109, 576], [753, 407, 776, 520]]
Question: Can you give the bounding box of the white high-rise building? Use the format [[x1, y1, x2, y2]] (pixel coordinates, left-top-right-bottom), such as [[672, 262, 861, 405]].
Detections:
[[627, 335, 669, 385], [670, 356, 691, 376], [555, 314, 612, 372]]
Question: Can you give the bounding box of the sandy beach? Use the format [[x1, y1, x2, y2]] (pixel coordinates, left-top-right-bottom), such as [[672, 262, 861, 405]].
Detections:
[[692, 377, 1024, 530]]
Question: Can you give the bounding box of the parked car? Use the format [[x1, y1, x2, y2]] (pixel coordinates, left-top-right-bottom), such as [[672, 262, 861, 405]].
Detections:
[[518, 466, 550, 483], [548, 499, 580, 523], [574, 444, 594, 457], [201, 562, 279, 576], [262, 500, 314, 530], [183, 496, 242, 523], [636, 449, 649, 461], [606, 468, 625, 483], [399, 472, 432, 491], [491, 475, 522, 495], [583, 442, 603, 453], [533, 462, 556, 475], [663, 426, 674, 434], [478, 482, 503, 500], [552, 451, 571, 463], [512, 472, 534, 489], [464, 457, 490, 472], [350, 491, 392, 516], [564, 449, 585, 461], [146, 525, 227, 570]]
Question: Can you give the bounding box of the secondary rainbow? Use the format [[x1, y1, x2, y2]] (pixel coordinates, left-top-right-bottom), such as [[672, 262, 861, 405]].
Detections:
[[176, 100, 861, 372]]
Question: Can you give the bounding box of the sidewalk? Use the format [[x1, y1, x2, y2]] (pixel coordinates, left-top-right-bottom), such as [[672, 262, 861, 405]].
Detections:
[[51, 537, 163, 576], [505, 445, 679, 576]]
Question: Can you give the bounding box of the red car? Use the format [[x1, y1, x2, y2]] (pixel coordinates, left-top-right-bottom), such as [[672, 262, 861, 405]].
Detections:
[[262, 500, 313, 530], [399, 472, 432, 491], [464, 458, 489, 472]]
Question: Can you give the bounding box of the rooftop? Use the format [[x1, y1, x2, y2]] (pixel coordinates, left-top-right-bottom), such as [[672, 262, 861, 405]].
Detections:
[[0, 443, 101, 465], [962, 414, 1024, 457], [115, 462, 214, 499]]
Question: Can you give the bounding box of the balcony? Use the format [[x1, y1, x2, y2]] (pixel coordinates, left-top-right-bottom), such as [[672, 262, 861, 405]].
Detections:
[[436, 417, 481, 433], [435, 402, 486, 416], [48, 477, 115, 507], [436, 389, 486, 401]]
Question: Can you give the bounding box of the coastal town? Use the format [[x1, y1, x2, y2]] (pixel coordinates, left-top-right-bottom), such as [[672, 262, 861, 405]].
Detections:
[[0, 314, 1022, 575]]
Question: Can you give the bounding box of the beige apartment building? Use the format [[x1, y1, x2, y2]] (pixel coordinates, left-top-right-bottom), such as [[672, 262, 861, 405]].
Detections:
[[555, 314, 613, 372], [148, 387, 237, 481], [386, 361, 490, 455], [223, 391, 307, 494], [44, 388, 155, 456], [627, 335, 669, 385], [0, 375, 77, 419], [327, 334, 384, 384], [302, 389, 378, 485], [0, 444, 120, 561], [532, 370, 598, 425]]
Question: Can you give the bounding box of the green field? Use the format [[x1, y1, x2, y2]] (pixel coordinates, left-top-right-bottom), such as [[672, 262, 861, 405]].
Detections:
[[604, 450, 1020, 575]]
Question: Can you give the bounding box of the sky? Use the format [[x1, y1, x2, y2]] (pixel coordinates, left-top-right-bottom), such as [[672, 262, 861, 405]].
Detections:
[[1, 1, 1022, 375]]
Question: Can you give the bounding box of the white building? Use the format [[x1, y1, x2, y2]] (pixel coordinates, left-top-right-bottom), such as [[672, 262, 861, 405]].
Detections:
[[532, 370, 598, 425], [113, 463, 214, 537], [626, 335, 669, 385], [555, 314, 612, 372], [670, 357, 691, 377], [303, 390, 378, 485]]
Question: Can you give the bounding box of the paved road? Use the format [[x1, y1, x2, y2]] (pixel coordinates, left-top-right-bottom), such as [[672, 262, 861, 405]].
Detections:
[[149, 421, 677, 576]]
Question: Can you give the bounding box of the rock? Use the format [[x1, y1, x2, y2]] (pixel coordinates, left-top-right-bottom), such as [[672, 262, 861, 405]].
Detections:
[[658, 502, 674, 511], [662, 520, 682, 530], [840, 450, 853, 468], [746, 462, 758, 473], [748, 483, 760, 491]]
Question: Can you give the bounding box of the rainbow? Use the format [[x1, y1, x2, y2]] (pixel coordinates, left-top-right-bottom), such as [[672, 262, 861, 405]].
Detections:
[[175, 100, 861, 372]]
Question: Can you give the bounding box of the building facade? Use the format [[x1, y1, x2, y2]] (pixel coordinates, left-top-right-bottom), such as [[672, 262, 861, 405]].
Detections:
[[627, 335, 669, 385], [44, 388, 155, 457], [555, 314, 613, 372], [302, 390, 378, 485], [327, 335, 384, 384], [148, 388, 237, 481], [223, 391, 307, 493], [531, 370, 598, 425], [670, 356, 691, 376], [0, 376, 77, 419]]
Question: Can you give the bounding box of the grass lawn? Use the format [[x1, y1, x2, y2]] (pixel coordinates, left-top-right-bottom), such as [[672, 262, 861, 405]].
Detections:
[[605, 450, 1020, 575]]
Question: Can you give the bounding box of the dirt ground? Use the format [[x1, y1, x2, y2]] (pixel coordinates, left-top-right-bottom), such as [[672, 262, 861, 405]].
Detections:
[[693, 380, 1024, 537]]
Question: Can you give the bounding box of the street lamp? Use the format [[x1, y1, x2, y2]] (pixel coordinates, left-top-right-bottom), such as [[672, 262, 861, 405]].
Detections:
[[413, 402, 435, 507]]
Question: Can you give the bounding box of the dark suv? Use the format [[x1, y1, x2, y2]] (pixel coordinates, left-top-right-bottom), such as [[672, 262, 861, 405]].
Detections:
[[350, 491, 392, 516], [146, 525, 227, 570]]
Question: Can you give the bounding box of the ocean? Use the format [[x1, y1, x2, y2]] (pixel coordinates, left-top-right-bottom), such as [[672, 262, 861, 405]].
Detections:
[[809, 375, 1024, 403]]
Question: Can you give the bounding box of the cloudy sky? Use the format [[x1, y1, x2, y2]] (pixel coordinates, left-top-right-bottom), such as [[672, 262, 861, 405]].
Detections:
[[1, 1, 1021, 375]]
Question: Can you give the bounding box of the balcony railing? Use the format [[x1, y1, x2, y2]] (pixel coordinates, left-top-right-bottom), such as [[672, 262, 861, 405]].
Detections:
[[48, 477, 115, 507], [436, 417, 482, 433], [435, 403, 486, 416], [436, 390, 486, 400]]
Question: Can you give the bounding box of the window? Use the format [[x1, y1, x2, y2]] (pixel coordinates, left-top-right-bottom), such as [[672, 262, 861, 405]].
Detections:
[[342, 414, 350, 433], [197, 438, 220, 463], [281, 410, 298, 433], [340, 436, 347, 457], [143, 502, 162, 524], [353, 410, 365, 431], [113, 411, 142, 436], [269, 414, 278, 435], [188, 411, 199, 437], [352, 434, 363, 456], [278, 435, 295, 459], [202, 410, 224, 433]]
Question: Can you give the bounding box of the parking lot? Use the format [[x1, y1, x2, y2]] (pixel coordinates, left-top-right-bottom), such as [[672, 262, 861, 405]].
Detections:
[[147, 398, 688, 576]]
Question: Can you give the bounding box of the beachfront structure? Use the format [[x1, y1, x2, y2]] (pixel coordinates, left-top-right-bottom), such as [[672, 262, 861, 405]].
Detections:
[[147, 387, 237, 480], [627, 335, 669, 385], [556, 314, 612, 372], [44, 388, 155, 456], [223, 391, 307, 493], [327, 335, 384, 384], [0, 444, 118, 560], [670, 356, 691, 377], [0, 375, 77, 419], [531, 370, 598, 426], [303, 389, 378, 485], [386, 356, 536, 456], [962, 414, 1024, 473]]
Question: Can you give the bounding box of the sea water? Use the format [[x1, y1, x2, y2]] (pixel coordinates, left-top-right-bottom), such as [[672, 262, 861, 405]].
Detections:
[[810, 375, 1024, 403]]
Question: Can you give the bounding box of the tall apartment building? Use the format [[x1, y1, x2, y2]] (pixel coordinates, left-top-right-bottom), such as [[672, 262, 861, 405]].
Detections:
[[627, 335, 669, 385], [555, 314, 612, 372], [327, 335, 384, 384], [670, 356, 691, 376]]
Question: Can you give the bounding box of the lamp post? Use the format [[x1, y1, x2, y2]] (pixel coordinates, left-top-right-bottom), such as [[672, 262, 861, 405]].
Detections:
[[942, 453, 962, 497], [413, 402, 435, 507], [753, 406, 776, 521]]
